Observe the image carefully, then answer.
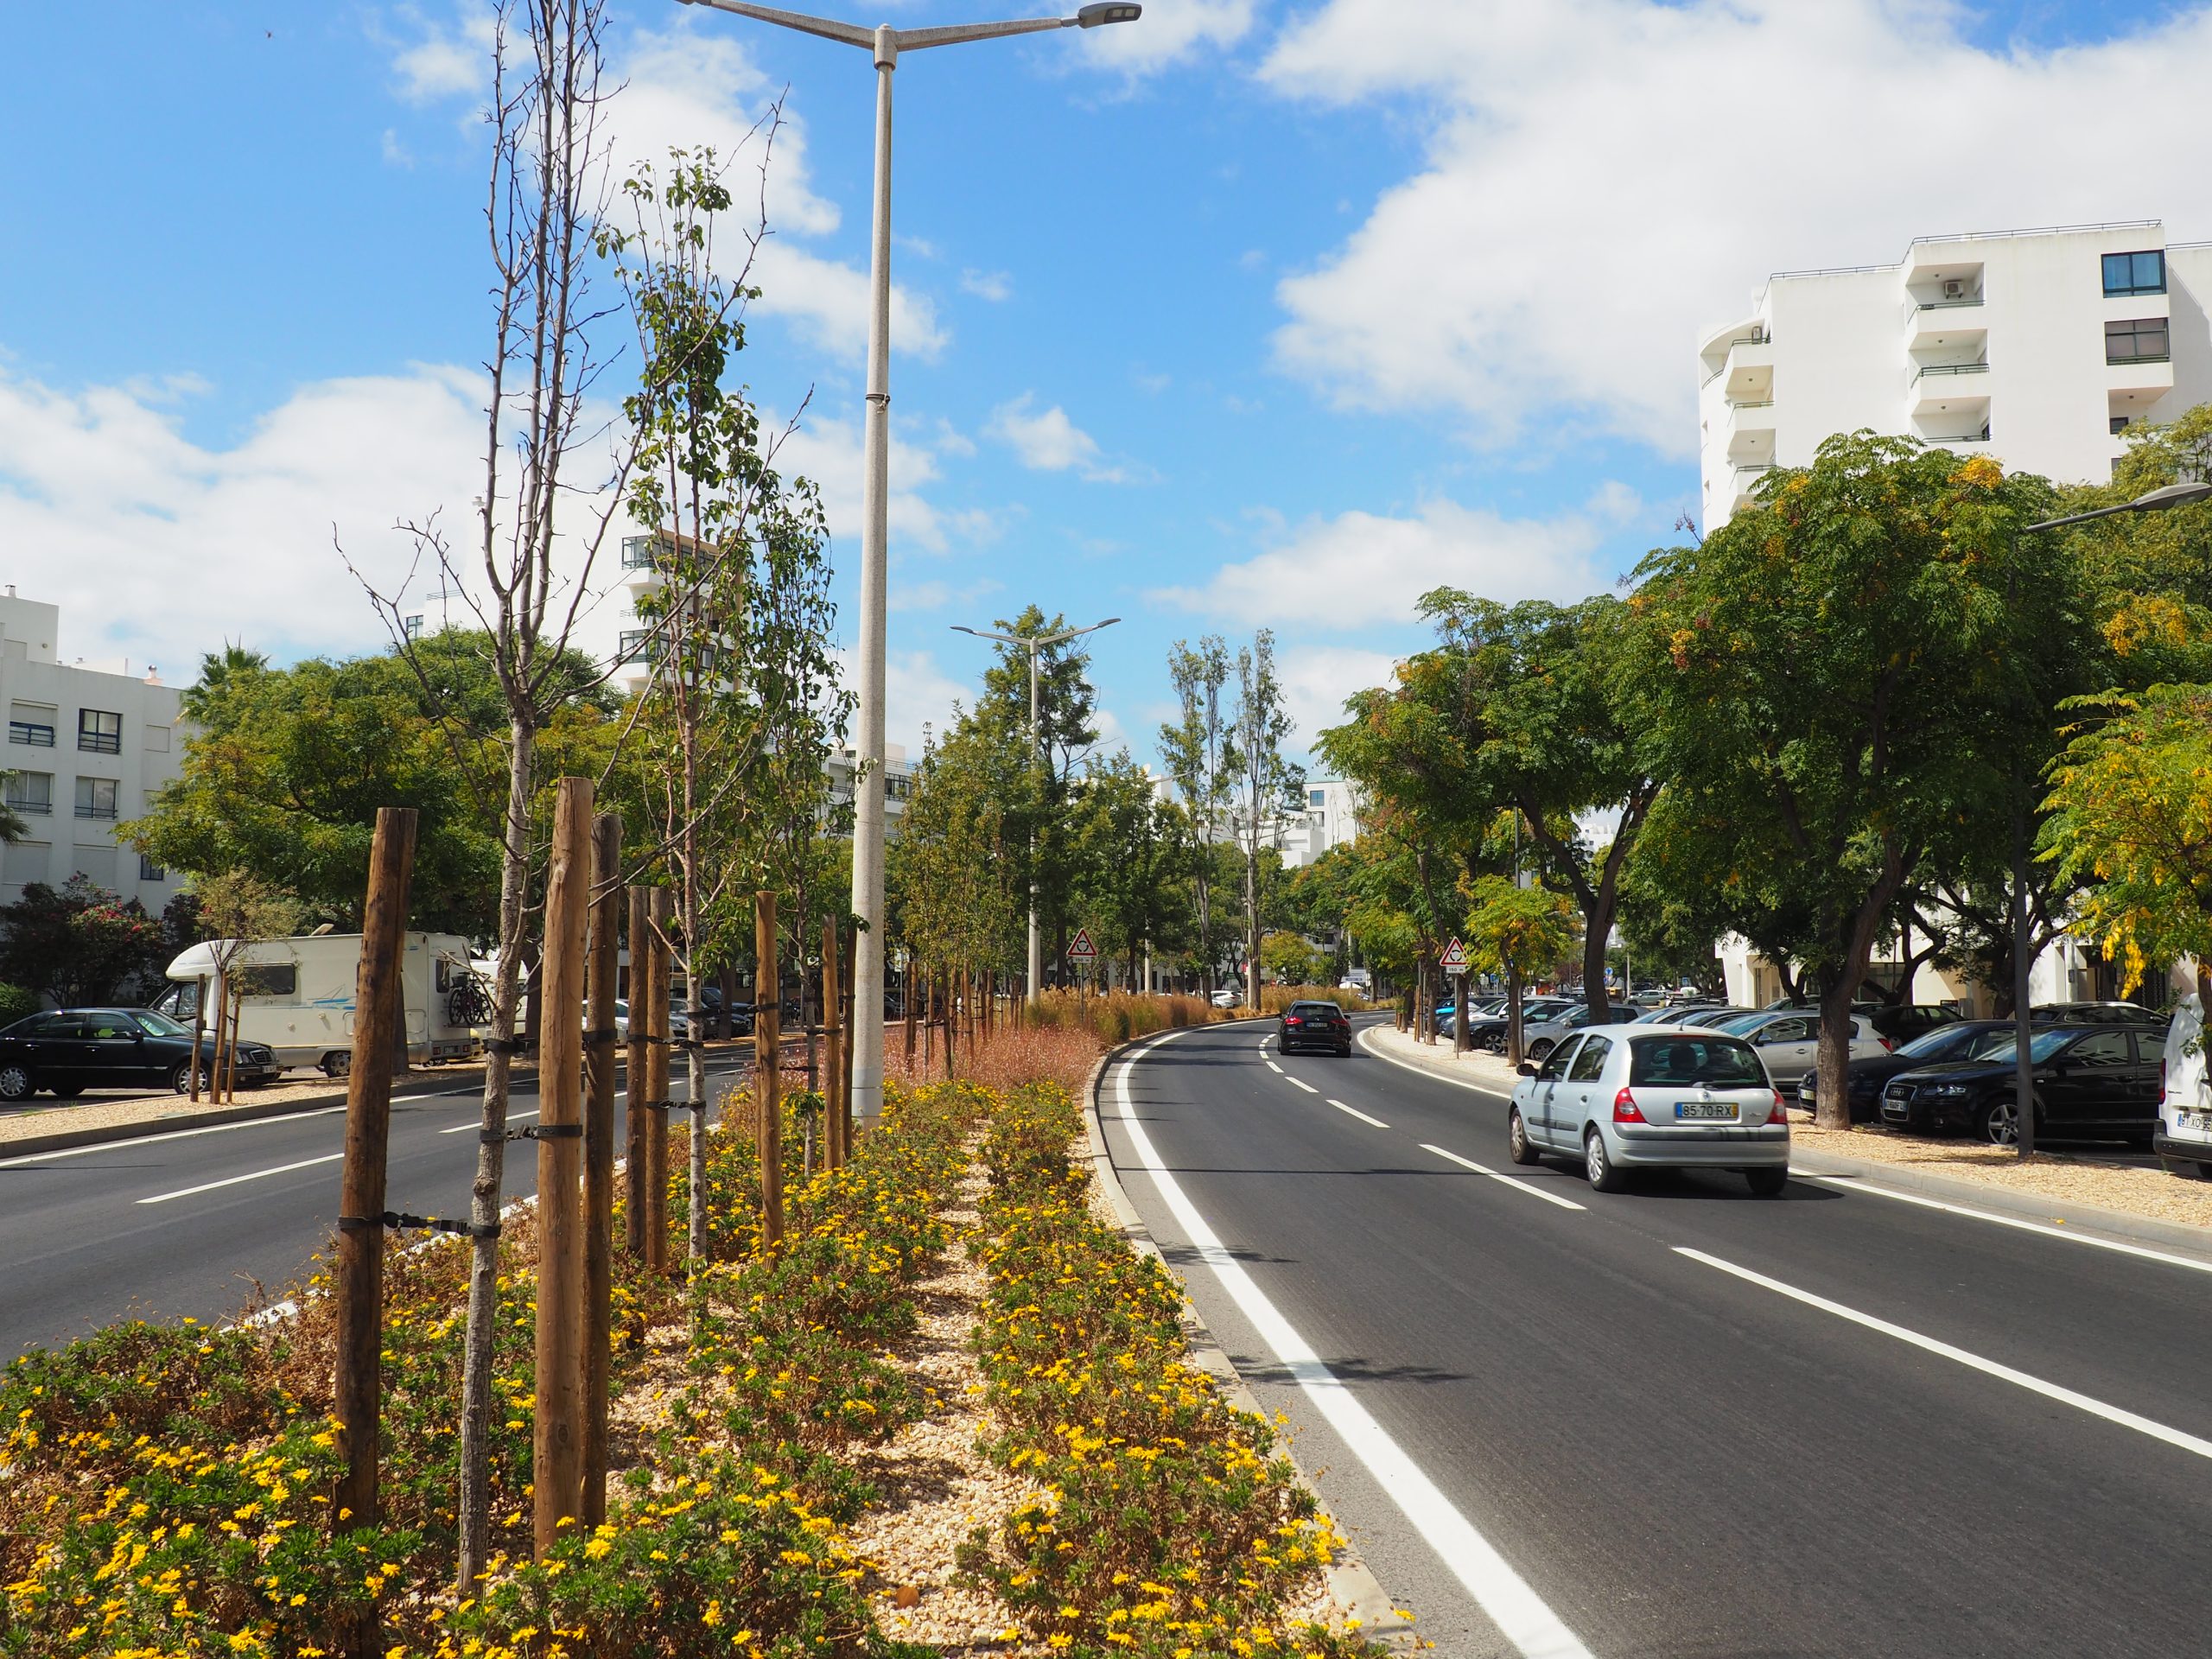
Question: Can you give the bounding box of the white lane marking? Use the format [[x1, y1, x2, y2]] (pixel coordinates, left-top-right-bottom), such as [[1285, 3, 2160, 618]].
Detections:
[[1797, 1173, 2212, 1276], [1326, 1097, 1390, 1129], [1116, 1045, 1594, 1659], [137, 1152, 347, 1205], [1357, 1027, 1511, 1096], [1285, 1076, 1319, 1095], [1676, 1246, 2212, 1463], [0, 1103, 353, 1167], [442, 1109, 538, 1135], [1265, 1060, 1284, 1074], [1425, 1143, 1588, 1211]]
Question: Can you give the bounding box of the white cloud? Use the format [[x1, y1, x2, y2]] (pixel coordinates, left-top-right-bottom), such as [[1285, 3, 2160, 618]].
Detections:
[[1150, 487, 1637, 630], [769, 411, 997, 560], [1274, 645, 1403, 755], [1262, 0, 2212, 454], [880, 648, 972, 758], [389, 5, 493, 102], [986, 394, 1131, 483], [960, 269, 1013, 302], [1082, 0, 1258, 73]]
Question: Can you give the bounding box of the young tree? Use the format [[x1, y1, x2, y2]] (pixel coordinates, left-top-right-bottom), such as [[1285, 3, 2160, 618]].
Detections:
[[1463, 875, 1580, 1000], [1625, 435, 2066, 1128], [1160, 636, 1234, 996], [188, 873, 305, 1103], [1230, 631, 1303, 1008], [1069, 750, 1192, 985]]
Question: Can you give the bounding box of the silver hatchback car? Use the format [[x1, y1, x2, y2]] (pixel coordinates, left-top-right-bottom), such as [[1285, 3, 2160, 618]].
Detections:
[[1509, 1023, 1791, 1195]]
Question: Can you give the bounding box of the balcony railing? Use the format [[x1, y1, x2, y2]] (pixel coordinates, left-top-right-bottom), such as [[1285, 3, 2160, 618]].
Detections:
[[1912, 361, 1990, 383], [1730, 398, 1775, 411], [2107, 349, 2171, 366], [618, 630, 653, 664], [77, 732, 121, 754], [75, 804, 118, 821], [6, 798, 51, 816], [8, 722, 54, 747], [1915, 296, 1983, 311], [620, 536, 662, 571]]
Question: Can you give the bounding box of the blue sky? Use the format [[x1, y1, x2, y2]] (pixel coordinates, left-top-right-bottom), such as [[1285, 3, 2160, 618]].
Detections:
[[4, 0, 2210, 769]]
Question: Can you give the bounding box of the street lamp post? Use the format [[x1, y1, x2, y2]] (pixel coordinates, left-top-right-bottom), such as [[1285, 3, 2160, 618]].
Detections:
[[678, 0, 1141, 1124], [953, 617, 1120, 1010], [2005, 478, 2212, 1158]]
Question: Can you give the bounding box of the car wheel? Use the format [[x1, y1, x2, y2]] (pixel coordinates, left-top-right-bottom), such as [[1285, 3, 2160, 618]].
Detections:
[[1529, 1039, 1554, 1063], [1976, 1095, 2022, 1147], [168, 1062, 194, 1095], [0, 1064, 34, 1102], [321, 1052, 352, 1079], [1481, 1033, 1504, 1054], [1584, 1128, 1629, 1192], [2159, 1154, 2212, 1181], [1508, 1109, 1541, 1166], [1745, 1166, 1789, 1198]]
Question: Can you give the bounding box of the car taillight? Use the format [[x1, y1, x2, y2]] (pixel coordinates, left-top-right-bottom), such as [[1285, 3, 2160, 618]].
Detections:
[[1612, 1086, 1645, 1123], [1878, 1037, 1894, 1052], [1768, 1090, 1789, 1126], [1285, 1016, 1302, 1027]]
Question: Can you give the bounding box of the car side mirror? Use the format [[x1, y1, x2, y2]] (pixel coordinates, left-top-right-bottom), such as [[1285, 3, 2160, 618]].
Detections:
[[1517, 1061, 1537, 1077]]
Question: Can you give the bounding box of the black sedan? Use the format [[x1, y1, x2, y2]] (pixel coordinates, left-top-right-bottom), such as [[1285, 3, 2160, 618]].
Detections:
[[1798, 1019, 2018, 1123], [0, 1007, 279, 1102], [1278, 1000, 1352, 1057], [1878, 1023, 2167, 1146]]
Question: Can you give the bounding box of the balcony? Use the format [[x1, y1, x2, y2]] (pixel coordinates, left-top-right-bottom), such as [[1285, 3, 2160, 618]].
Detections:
[[1904, 297, 1986, 353], [618, 629, 653, 665], [1730, 463, 1775, 512], [1910, 359, 1991, 417], [1725, 398, 1775, 463], [620, 535, 662, 570]]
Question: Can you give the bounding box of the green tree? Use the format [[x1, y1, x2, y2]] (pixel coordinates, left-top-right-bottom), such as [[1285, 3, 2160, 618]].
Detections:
[[1230, 631, 1303, 1007], [1160, 636, 1235, 996], [1069, 750, 1193, 984], [1462, 875, 1580, 991], [1258, 929, 1327, 987], [0, 876, 166, 1007], [1625, 435, 2069, 1126]]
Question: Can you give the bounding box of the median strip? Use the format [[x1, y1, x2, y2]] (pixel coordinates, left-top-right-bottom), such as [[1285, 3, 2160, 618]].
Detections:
[[1675, 1245, 2212, 1461]]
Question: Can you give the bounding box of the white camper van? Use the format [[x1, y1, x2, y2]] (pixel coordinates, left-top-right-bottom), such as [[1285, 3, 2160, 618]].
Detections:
[[2158, 993, 2212, 1180], [152, 932, 488, 1076]]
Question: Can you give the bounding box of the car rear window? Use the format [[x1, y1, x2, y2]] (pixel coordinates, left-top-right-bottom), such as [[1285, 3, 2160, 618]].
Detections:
[[1288, 1002, 1341, 1019], [1629, 1036, 1766, 1088]]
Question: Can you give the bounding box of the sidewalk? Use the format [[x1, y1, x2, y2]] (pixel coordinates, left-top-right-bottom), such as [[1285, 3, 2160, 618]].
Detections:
[[1360, 1020, 2212, 1258]]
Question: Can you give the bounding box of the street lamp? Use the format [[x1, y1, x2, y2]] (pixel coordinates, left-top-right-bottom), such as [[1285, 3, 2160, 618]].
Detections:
[[678, 0, 1141, 1126], [952, 616, 1120, 1009], [2005, 475, 2210, 1157]]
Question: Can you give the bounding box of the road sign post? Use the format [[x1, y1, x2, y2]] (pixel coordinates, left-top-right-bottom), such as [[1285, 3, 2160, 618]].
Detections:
[[1069, 928, 1098, 1012]]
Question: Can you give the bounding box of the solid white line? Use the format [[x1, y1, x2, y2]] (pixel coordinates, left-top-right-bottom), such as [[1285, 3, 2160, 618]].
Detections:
[[137, 1152, 347, 1205], [1326, 1097, 1390, 1129], [1357, 1027, 1511, 1096], [1116, 1045, 1593, 1659], [1796, 1173, 2212, 1276], [0, 1103, 355, 1168], [1285, 1076, 1319, 1095], [1675, 1245, 2212, 1462], [1424, 1143, 1589, 1211], [442, 1109, 538, 1135]]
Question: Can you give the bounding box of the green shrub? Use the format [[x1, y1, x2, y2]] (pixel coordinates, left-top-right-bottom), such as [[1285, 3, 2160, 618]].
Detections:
[[0, 981, 38, 1028]]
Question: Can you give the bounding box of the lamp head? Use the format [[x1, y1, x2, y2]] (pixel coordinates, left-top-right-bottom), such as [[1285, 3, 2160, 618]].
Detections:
[[1076, 3, 1141, 25], [2131, 480, 2212, 512]]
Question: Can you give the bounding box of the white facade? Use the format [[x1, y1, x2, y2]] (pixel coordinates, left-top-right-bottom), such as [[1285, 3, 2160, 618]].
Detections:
[[1277, 778, 1363, 870], [0, 593, 185, 911], [1699, 220, 2212, 529], [829, 743, 912, 841]]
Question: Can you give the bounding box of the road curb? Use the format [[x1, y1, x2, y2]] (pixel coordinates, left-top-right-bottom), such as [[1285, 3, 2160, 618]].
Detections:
[[1080, 1027, 1417, 1651], [1786, 1144, 2212, 1260]]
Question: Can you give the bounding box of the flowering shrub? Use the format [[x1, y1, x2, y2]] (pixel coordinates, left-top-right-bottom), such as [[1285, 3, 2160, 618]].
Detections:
[[963, 1082, 1383, 1658]]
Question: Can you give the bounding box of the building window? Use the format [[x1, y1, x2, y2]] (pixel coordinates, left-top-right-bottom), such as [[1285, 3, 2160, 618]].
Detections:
[[2106, 317, 2171, 365], [74, 777, 118, 820], [4, 773, 53, 816], [403, 614, 423, 639], [77, 709, 122, 754], [2112, 415, 2133, 436], [2102, 250, 2166, 298], [1308, 788, 1326, 809], [8, 719, 53, 747], [618, 629, 652, 664], [139, 854, 166, 881]]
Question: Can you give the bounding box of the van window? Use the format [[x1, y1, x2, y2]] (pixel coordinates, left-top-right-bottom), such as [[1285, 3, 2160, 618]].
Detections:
[[238, 964, 298, 998], [1630, 1036, 1765, 1088]]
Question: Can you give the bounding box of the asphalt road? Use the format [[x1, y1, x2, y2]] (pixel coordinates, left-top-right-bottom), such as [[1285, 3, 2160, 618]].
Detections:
[[1100, 1018, 2212, 1659], [0, 1057, 754, 1360]]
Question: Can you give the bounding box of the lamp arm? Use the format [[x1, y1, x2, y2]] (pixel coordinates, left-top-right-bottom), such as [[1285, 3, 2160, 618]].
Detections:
[[676, 0, 874, 48], [897, 16, 1072, 48]]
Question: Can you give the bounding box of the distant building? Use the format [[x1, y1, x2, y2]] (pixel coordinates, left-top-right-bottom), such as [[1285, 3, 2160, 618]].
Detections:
[[1277, 778, 1363, 871], [829, 744, 913, 842], [1699, 220, 2212, 529], [0, 592, 184, 910]]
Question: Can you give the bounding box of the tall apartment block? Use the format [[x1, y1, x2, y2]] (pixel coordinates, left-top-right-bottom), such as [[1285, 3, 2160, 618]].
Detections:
[[1698, 220, 2212, 528], [0, 592, 184, 908]]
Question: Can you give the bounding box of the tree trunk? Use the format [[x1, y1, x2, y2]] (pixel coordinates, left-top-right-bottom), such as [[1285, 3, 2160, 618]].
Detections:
[[1813, 861, 1911, 1131], [456, 719, 535, 1592]]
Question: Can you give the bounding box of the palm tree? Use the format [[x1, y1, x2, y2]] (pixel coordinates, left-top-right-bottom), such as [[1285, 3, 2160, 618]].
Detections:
[[180, 642, 268, 723]]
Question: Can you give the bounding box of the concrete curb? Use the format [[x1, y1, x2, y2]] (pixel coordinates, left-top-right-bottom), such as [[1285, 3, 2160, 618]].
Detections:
[[1357, 1024, 2212, 1263], [1079, 1028, 1417, 1651]]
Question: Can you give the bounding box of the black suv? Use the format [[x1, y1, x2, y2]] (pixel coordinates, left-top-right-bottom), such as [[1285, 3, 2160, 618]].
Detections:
[[1279, 1001, 1352, 1058], [1879, 1023, 2166, 1146]]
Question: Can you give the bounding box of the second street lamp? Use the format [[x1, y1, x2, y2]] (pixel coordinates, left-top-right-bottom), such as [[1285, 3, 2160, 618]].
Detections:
[[952, 616, 1120, 1010], [678, 0, 1140, 1126]]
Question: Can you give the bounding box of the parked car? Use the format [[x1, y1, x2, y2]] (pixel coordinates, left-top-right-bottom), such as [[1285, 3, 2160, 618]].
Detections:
[[2156, 995, 2212, 1179], [1630, 1002, 1725, 1025], [1211, 988, 1241, 1010], [1278, 1000, 1352, 1057], [0, 1007, 280, 1101], [1672, 1007, 1761, 1030], [1879, 1023, 2166, 1145], [1862, 1003, 1964, 1044], [1716, 1010, 1888, 1087], [603, 1001, 692, 1043], [1798, 1019, 2018, 1123], [1508, 1024, 1789, 1195], [1523, 1002, 1626, 1063], [1465, 997, 1578, 1053], [2029, 1001, 2165, 1027]]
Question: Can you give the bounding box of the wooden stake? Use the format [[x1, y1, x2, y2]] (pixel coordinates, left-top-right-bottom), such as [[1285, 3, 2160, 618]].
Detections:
[[644, 888, 671, 1277], [330, 805, 417, 1659], [624, 886, 650, 1261], [582, 811, 620, 1526], [822, 918, 843, 1170], [840, 923, 856, 1155], [533, 777, 591, 1556], [903, 955, 917, 1068], [755, 891, 784, 1248]]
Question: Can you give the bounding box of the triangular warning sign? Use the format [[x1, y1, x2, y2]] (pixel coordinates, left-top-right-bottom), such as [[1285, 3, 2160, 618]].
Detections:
[[1440, 937, 1470, 972], [1067, 928, 1098, 961]]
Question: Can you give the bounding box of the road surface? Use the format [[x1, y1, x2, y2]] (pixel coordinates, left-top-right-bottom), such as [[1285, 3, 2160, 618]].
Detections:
[[1098, 1018, 2212, 1658]]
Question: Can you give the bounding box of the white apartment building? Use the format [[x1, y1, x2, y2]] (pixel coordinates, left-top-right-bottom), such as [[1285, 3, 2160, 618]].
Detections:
[[1699, 220, 2212, 528], [1277, 778, 1363, 870], [0, 593, 185, 910]]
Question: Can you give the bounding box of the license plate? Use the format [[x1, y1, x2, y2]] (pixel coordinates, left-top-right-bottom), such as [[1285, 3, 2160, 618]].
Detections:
[[1676, 1101, 1737, 1121], [2181, 1109, 2212, 1132]]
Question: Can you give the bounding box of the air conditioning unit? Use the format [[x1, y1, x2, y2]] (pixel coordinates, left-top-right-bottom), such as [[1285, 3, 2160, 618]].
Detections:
[[1942, 280, 1964, 299]]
